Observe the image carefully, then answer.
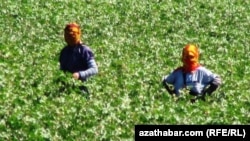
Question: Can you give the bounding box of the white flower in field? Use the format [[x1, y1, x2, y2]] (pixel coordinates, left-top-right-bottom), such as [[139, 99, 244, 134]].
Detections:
[[121, 95, 131, 109], [35, 128, 51, 139], [169, 108, 175, 113], [217, 47, 228, 53]]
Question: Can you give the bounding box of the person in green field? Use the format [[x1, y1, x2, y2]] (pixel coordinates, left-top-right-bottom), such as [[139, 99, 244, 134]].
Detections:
[[59, 22, 98, 96], [162, 44, 222, 102]]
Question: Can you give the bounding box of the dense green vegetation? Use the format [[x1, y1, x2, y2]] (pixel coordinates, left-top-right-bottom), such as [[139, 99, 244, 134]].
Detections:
[[0, 0, 250, 140]]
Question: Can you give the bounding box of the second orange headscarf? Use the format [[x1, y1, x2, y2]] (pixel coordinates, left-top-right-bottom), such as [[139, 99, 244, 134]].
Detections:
[[181, 44, 200, 73]]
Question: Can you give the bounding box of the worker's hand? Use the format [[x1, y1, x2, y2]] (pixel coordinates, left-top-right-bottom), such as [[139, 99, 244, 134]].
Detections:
[[73, 72, 80, 80]]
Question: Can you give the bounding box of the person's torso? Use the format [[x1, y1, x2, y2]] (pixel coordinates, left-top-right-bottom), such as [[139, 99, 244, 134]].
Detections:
[[60, 44, 91, 73], [172, 66, 212, 94]]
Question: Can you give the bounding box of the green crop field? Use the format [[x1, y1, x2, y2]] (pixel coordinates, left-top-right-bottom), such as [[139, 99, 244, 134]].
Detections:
[[0, 0, 250, 140]]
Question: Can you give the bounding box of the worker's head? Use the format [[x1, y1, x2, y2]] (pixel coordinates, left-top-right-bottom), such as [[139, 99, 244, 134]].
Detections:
[[64, 22, 81, 46], [181, 44, 200, 72]]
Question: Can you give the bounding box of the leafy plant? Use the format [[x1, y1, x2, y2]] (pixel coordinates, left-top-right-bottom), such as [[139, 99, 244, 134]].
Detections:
[[0, 0, 249, 140]]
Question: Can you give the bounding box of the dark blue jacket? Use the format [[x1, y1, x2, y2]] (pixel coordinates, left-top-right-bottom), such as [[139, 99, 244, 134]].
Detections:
[[59, 43, 98, 81]]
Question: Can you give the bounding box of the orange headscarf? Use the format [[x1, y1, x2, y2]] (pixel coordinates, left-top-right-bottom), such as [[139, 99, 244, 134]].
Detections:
[[181, 44, 200, 73], [64, 23, 81, 46]]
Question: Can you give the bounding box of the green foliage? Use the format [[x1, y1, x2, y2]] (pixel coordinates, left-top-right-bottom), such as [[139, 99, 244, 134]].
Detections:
[[0, 0, 250, 140]]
